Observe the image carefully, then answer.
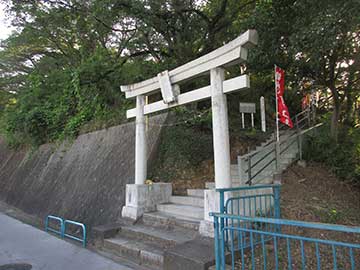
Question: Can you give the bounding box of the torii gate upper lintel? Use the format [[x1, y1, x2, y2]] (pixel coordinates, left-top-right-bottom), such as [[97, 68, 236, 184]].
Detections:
[[121, 29, 258, 189]]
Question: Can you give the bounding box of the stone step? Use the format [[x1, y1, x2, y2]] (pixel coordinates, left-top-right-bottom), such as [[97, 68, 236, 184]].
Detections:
[[242, 152, 276, 167], [157, 203, 204, 219], [187, 189, 204, 197], [280, 157, 294, 165], [103, 236, 164, 270], [238, 172, 274, 185], [205, 182, 215, 189], [170, 195, 204, 207], [260, 139, 275, 147], [118, 223, 197, 248], [250, 176, 274, 185], [250, 136, 297, 157], [249, 166, 276, 177], [239, 154, 295, 174], [143, 211, 201, 231]]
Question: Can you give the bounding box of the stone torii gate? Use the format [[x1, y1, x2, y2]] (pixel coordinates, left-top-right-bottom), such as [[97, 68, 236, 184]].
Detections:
[[121, 30, 258, 224]]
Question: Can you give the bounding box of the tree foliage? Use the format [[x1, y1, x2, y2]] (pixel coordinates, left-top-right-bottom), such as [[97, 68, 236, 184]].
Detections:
[[0, 0, 359, 147], [245, 0, 360, 139]]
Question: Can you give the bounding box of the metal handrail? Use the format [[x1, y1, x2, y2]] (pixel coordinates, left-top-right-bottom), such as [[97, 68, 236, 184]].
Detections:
[[44, 215, 86, 248], [210, 214, 360, 234], [240, 140, 274, 160], [244, 146, 275, 173], [45, 215, 64, 236], [245, 157, 276, 184], [241, 108, 309, 160], [211, 212, 360, 270], [64, 220, 87, 247], [239, 107, 314, 185], [216, 183, 280, 193]]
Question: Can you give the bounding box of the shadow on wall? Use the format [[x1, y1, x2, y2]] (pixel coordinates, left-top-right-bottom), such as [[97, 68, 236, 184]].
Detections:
[[0, 114, 167, 230]]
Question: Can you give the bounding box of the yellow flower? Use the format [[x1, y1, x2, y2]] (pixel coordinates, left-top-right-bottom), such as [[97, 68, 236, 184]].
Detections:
[[145, 179, 153, 185]]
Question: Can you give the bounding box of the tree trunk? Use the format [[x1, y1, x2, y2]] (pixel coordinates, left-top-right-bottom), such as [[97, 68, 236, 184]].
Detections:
[[344, 67, 355, 126], [344, 89, 354, 126], [330, 101, 340, 141]]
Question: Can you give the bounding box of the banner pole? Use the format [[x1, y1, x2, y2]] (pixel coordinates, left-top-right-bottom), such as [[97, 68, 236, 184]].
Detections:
[[274, 65, 280, 171]]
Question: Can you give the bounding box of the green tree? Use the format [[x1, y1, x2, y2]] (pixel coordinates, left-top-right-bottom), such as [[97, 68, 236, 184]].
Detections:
[[245, 0, 360, 140], [0, 0, 358, 146]]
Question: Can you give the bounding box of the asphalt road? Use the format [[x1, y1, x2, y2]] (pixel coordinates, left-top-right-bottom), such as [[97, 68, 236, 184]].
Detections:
[[0, 213, 133, 270]]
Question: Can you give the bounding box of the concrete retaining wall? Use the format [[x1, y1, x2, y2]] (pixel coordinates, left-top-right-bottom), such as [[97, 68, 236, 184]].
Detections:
[[0, 114, 167, 229]]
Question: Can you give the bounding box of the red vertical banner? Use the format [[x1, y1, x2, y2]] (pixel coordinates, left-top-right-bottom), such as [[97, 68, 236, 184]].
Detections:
[[275, 66, 293, 128], [301, 94, 310, 110]]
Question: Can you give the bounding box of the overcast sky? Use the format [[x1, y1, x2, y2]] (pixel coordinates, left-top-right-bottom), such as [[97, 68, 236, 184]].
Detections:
[[0, 3, 15, 41]]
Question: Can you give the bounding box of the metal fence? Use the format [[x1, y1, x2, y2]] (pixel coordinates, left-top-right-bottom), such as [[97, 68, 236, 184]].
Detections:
[[45, 215, 87, 247], [217, 184, 281, 252], [211, 214, 360, 270]]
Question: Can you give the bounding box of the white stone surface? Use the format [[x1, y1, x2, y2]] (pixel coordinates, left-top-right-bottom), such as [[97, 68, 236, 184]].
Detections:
[[120, 30, 258, 98], [158, 70, 177, 104], [210, 68, 231, 189], [169, 196, 204, 207], [135, 95, 147, 185], [260, 96, 266, 132], [156, 204, 204, 219], [187, 189, 205, 198], [199, 220, 214, 238], [121, 183, 172, 220], [203, 189, 220, 222], [126, 75, 250, 118]]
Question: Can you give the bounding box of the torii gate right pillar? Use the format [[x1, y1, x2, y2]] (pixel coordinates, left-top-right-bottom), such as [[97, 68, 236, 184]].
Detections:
[[199, 68, 232, 237], [210, 67, 232, 189]]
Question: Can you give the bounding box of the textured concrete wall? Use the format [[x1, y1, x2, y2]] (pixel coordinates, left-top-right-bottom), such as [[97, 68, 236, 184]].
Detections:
[[0, 114, 167, 228]]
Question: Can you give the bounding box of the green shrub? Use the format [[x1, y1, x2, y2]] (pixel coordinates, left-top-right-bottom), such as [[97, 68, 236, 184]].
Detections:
[[304, 121, 360, 184], [149, 111, 213, 182]]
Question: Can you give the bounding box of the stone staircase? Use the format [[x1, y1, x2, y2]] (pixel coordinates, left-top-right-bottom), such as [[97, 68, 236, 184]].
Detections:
[[237, 130, 299, 184], [101, 190, 205, 269], [205, 130, 300, 188]]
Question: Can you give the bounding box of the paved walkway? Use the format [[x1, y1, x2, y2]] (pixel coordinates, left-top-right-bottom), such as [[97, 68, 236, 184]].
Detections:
[[0, 213, 133, 270]]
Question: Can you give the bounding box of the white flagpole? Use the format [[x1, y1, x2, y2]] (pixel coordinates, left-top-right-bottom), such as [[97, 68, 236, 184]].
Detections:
[[274, 65, 280, 171], [275, 65, 280, 143]]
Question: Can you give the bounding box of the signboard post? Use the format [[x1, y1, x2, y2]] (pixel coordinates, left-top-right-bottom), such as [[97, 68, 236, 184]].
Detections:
[[260, 96, 266, 132], [239, 102, 256, 129]]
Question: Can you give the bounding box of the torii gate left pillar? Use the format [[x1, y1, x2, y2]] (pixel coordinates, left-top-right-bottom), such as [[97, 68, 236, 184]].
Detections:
[[135, 95, 147, 185], [122, 94, 172, 220]]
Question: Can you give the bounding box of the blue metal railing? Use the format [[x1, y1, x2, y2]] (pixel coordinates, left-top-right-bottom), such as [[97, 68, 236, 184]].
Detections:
[[45, 215, 86, 247], [45, 215, 64, 236], [217, 184, 281, 219], [211, 213, 360, 270], [64, 220, 87, 247], [215, 184, 281, 266]]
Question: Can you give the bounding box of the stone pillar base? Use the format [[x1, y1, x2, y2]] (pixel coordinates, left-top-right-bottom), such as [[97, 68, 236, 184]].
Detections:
[[199, 189, 219, 238], [199, 220, 214, 238], [121, 183, 172, 220], [121, 206, 144, 220]]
